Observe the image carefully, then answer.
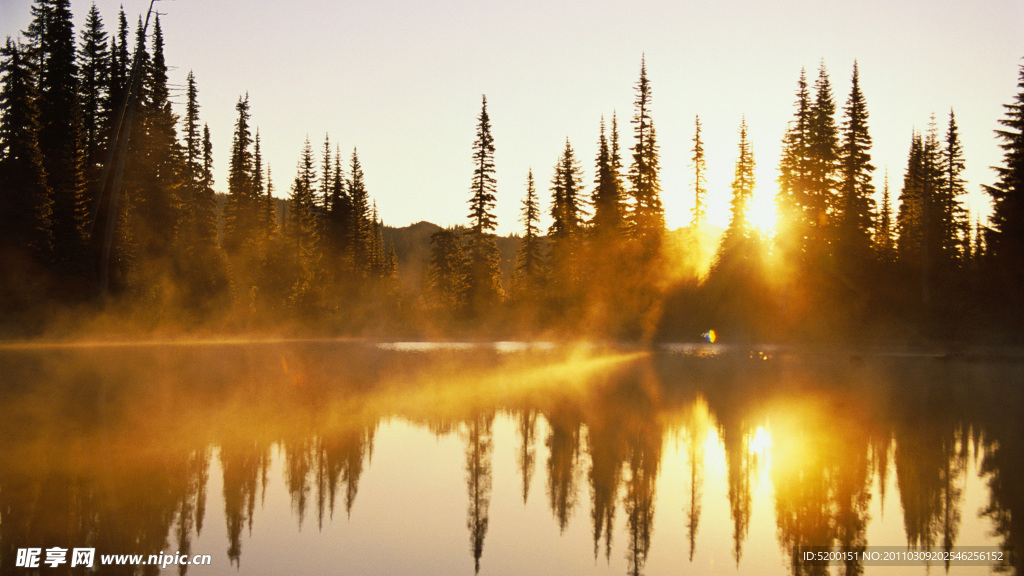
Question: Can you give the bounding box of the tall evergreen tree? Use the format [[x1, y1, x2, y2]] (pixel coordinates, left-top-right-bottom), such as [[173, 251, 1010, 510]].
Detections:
[[468, 96, 498, 236], [548, 138, 587, 291], [627, 57, 664, 244], [428, 228, 468, 312], [77, 2, 108, 204], [263, 163, 277, 235], [777, 68, 814, 261], [897, 131, 925, 263], [514, 168, 544, 299], [941, 111, 968, 264], [709, 118, 770, 340], [197, 124, 217, 245], [836, 61, 876, 273], [29, 0, 87, 271], [0, 39, 53, 257], [325, 147, 352, 261], [896, 124, 944, 303], [808, 62, 840, 254], [690, 115, 708, 228], [224, 94, 255, 251], [104, 6, 129, 130], [347, 147, 373, 276], [178, 70, 203, 247], [875, 170, 895, 263], [288, 137, 318, 257], [549, 139, 588, 240], [591, 116, 623, 236], [715, 118, 756, 258], [983, 63, 1024, 298], [320, 134, 332, 212], [464, 96, 503, 311], [131, 15, 181, 262], [287, 137, 321, 308], [253, 130, 271, 244], [610, 112, 625, 211]]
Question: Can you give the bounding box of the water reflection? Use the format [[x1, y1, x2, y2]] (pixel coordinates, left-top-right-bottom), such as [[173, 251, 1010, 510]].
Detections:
[[0, 344, 1020, 575]]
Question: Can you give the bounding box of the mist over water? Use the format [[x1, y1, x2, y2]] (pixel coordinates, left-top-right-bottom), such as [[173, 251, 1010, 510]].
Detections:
[[0, 343, 1020, 575]]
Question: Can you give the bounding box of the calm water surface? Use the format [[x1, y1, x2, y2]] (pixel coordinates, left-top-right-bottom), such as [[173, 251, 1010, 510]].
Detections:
[[0, 342, 1020, 575]]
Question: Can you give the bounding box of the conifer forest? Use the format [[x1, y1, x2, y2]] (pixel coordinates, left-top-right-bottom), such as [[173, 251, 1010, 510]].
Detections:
[[3, 0, 1024, 344]]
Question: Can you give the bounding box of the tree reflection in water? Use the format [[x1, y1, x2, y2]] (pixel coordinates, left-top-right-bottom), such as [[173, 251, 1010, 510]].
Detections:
[[0, 344, 1021, 576]]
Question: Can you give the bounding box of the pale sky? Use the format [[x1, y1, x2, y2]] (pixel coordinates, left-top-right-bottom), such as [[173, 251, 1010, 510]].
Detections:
[[3, 0, 1023, 235]]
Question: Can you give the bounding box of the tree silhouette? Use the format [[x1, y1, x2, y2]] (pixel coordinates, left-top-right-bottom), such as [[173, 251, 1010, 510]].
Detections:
[[463, 96, 504, 314], [77, 3, 108, 207], [513, 168, 545, 301], [224, 94, 256, 252], [626, 56, 664, 247], [985, 63, 1024, 281], [465, 414, 494, 574], [836, 61, 876, 281], [428, 228, 468, 313], [548, 138, 588, 296], [0, 39, 53, 259], [690, 115, 708, 228], [29, 0, 88, 273], [592, 116, 624, 236]]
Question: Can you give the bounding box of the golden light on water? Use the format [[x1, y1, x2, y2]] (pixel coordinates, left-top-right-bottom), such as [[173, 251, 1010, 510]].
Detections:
[[748, 425, 772, 457]]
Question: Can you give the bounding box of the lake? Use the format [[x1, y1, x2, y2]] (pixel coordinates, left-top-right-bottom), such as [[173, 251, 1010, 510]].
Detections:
[[0, 341, 1020, 575]]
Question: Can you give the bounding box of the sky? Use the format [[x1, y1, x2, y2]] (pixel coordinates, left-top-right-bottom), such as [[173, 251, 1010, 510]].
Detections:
[[3, 0, 1023, 235]]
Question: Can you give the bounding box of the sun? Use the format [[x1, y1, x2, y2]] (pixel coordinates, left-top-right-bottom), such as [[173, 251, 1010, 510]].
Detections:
[[746, 186, 779, 237]]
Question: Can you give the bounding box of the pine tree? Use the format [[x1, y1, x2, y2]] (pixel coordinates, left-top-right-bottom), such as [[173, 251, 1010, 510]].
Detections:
[[287, 137, 321, 308], [808, 62, 840, 253], [610, 112, 625, 209], [320, 134, 332, 212], [104, 7, 129, 132], [77, 2, 108, 205], [29, 0, 88, 271], [262, 163, 276, 236], [252, 130, 264, 215], [592, 116, 623, 236], [875, 170, 895, 262], [921, 119, 945, 293], [627, 56, 664, 244], [468, 96, 497, 235], [836, 61, 876, 273], [548, 138, 587, 291], [132, 15, 181, 261], [690, 115, 708, 228], [941, 111, 968, 264], [983, 63, 1024, 299], [514, 168, 544, 299], [897, 131, 925, 263], [325, 147, 352, 261], [897, 123, 945, 303], [725, 119, 755, 240], [709, 118, 769, 340], [0, 39, 53, 257], [347, 147, 373, 276], [464, 96, 503, 311], [179, 70, 203, 248], [369, 202, 385, 277], [428, 228, 468, 312], [777, 68, 814, 261], [288, 137, 318, 258], [197, 124, 217, 245], [224, 94, 255, 251]]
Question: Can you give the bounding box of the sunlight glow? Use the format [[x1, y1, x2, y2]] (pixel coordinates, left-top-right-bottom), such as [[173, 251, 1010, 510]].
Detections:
[[748, 425, 772, 456], [746, 186, 778, 237]]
